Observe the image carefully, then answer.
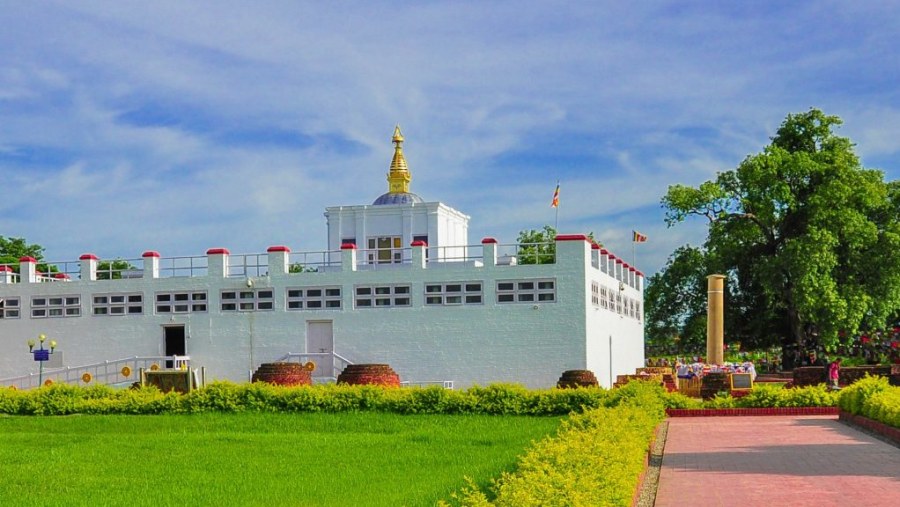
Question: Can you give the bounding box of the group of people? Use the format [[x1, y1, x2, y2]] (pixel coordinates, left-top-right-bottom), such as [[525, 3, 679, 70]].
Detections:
[[672, 361, 758, 381]]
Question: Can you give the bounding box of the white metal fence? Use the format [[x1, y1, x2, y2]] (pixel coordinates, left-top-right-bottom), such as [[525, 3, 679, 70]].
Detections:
[[0, 355, 189, 390]]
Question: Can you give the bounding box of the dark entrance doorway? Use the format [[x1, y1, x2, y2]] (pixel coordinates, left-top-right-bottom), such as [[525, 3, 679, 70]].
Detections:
[[164, 326, 186, 368]]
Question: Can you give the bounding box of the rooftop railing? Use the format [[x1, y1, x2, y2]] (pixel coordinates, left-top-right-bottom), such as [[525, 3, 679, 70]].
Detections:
[[0, 240, 578, 285]]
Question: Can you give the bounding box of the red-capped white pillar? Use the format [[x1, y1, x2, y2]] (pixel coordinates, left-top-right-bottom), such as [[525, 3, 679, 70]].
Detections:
[[555, 234, 592, 273], [481, 237, 498, 267], [0, 265, 14, 284], [79, 254, 99, 281], [410, 240, 427, 269], [206, 248, 230, 278], [340, 243, 357, 272], [20, 256, 38, 283], [267, 246, 290, 276], [142, 251, 160, 279]]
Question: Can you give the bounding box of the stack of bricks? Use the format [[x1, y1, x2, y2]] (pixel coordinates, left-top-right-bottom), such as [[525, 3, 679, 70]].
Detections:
[[337, 364, 401, 387], [556, 369, 599, 388], [251, 362, 313, 386], [636, 367, 678, 392]]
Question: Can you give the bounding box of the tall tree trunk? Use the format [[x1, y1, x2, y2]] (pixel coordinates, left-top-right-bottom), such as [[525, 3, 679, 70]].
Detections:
[[782, 283, 808, 370]]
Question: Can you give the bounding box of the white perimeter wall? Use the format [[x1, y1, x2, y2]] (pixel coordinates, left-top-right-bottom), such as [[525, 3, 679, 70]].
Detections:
[[0, 240, 643, 388]]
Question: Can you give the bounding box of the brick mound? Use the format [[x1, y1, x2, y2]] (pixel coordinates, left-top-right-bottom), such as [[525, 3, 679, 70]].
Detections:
[[251, 362, 312, 386], [556, 369, 599, 388], [337, 364, 401, 387]]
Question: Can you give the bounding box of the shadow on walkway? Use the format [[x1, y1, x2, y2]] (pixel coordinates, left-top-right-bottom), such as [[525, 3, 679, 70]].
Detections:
[[664, 442, 900, 479]]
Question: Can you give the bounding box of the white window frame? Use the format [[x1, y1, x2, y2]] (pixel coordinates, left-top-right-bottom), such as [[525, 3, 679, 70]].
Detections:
[[591, 281, 600, 307], [93, 293, 143, 316], [221, 289, 275, 312], [355, 284, 411, 308], [286, 286, 342, 310], [496, 279, 556, 304], [425, 281, 483, 306], [31, 295, 81, 318], [0, 297, 20, 319], [156, 291, 208, 314]]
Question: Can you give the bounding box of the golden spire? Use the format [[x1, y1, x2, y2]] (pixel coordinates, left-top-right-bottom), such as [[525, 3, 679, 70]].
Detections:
[[387, 125, 411, 193]]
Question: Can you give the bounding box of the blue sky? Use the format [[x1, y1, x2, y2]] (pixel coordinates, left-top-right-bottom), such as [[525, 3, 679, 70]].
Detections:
[[1, 1, 898, 276]]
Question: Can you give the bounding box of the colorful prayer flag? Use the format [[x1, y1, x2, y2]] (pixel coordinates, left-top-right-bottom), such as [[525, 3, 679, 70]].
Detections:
[[551, 183, 560, 208], [632, 230, 648, 243]]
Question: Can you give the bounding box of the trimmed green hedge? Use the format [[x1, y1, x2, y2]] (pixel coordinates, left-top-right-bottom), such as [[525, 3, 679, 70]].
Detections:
[[441, 381, 667, 507], [0, 382, 611, 416], [1, 380, 849, 417], [838, 375, 900, 428], [667, 384, 839, 409]]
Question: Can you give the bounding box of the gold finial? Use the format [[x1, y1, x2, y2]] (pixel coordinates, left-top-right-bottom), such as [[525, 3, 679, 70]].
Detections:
[[387, 125, 411, 193]]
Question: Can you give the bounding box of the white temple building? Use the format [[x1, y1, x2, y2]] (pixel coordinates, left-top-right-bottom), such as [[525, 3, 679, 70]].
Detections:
[[0, 127, 645, 389]]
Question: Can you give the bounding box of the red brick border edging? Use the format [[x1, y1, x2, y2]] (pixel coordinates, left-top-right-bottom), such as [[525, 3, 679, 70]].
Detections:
[[666, 407, 839, 417], [838, 411, 900, 446]]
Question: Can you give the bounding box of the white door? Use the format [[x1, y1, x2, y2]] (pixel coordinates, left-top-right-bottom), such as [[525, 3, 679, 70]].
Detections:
[[306, 321, 334, 378]]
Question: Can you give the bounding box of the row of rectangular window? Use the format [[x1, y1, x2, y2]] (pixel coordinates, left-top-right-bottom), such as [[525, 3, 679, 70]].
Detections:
[[0, 279, 559, 319], [425, 281, 483, 305], [591, 281, 642, 320], [496, 279, 556, 303]]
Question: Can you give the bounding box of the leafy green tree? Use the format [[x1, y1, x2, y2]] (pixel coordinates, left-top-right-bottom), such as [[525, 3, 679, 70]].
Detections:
[[659, 109, 900, 367], [289, 262, 317, 273], [644, 246, 709, 354], [516, 226, 597, 265], [517, 225, 559, 264], [96, 259, 138, 280], [0, 235, 58, 274], [0, 236, 45, 265]]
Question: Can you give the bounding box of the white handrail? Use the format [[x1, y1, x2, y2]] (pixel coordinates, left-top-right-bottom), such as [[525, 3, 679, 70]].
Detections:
[[0, 355, 189, 390]]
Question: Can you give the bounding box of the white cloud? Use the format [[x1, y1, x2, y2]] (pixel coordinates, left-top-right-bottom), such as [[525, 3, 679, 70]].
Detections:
[[0, 1, 897, 276]]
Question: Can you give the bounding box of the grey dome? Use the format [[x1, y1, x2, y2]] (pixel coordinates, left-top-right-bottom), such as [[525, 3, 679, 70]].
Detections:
[[372, 192, 425, 205]]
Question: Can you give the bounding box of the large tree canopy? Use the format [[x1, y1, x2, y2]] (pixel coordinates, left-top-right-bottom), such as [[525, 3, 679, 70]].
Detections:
[[516, 226, 598, 265], [0, 235, 58, 275], [0, 236, 45, 265], [656, 109, 900, 367]]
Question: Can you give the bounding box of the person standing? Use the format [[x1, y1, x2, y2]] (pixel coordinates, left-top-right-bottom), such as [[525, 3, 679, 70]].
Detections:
[[828, 357, 842, 389]]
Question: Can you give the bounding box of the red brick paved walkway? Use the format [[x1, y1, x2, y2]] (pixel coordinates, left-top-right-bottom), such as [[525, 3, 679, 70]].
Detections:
[[655, 416, 900, 507]]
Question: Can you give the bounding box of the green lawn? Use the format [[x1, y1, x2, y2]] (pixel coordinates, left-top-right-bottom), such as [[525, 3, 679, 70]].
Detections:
[[0, 412, 561, 506]]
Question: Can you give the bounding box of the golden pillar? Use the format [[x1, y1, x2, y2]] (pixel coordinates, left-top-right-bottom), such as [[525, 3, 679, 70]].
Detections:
[[706, 274, 725, 365]]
